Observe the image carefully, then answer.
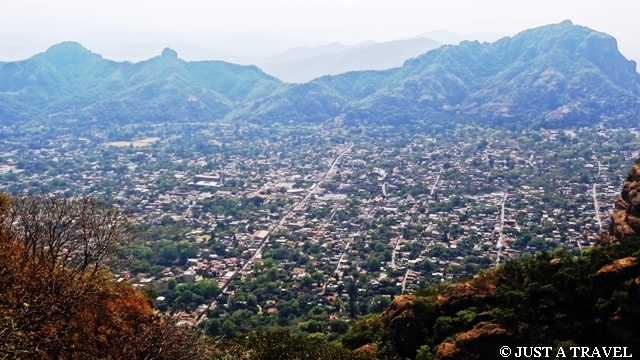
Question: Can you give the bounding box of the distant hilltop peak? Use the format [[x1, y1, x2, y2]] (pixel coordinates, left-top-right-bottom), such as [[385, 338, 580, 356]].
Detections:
[[40, 41, 99, 63], [44, 41, 92, 56], [162, 48, 178, 59]]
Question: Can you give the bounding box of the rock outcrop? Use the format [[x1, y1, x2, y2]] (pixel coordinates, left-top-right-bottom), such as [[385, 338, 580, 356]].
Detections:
[[435, 278, 496, 313], [600, 162, 640, 244], [592, 257, 639, 283], [379, 279, 498, 359], [590, 257, 640, 300], [380, 295, 433, 358], [354, 343, 378, 356], [434, 322, 517, 360]]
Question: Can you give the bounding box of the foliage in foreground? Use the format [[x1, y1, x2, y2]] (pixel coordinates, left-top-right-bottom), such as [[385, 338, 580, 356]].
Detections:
[[0, 194, 204, 359]]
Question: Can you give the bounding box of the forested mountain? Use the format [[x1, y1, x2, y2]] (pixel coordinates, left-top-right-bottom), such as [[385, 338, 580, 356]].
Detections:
[[0, 21, 639, 130], [0, 43, 281, 125], [237, 20, 640, 129]]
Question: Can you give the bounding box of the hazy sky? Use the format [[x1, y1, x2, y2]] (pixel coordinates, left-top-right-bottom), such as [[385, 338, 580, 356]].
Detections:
[[2, 0, 639, 61]]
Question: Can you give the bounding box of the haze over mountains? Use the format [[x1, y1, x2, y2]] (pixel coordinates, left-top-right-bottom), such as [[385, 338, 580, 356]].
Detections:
[[0, 29, 501, 83], [250, 30, 507, 82], [1, 21, 639, 130], [0, 30, 325, 62]]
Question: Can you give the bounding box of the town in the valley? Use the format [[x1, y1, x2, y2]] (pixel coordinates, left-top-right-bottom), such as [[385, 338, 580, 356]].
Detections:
[[0, 122, 635, 335]]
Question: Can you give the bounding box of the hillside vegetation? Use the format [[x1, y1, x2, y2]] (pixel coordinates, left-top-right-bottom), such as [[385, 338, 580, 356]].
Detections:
[[0, 195, 204, 359]]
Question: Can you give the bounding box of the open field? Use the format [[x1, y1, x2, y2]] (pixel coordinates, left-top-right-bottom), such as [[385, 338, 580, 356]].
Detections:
[[105, 137, 160, 148], [0, 165, 22, 174]]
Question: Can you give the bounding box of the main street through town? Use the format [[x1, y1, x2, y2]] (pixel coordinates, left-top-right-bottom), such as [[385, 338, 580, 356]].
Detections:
[[495, 192, 508, 265], [219, 143, 353, 295]]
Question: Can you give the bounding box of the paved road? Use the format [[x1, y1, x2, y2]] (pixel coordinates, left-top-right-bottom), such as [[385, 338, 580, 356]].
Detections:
[[592, 184, 603, 233], [592, 159, 603, 233], [390, 236, 403, 269], [394, 167, 444, 270], [431, 168, 443, 197], [321, 204, 374, 294], [320, 236, 352, 294], [495, 192, 508, 266], [397, 168, 445, 288], [401, 268, 411, 293], [313, 203, 341, 241]]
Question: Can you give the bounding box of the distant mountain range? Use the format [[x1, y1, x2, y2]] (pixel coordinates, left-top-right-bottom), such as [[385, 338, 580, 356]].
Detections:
[[256, 38, 442, 83], [1, 21, 638, 130]]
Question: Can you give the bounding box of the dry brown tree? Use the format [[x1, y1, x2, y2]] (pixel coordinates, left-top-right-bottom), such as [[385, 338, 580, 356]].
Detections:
[[0, 194, 206, 360]]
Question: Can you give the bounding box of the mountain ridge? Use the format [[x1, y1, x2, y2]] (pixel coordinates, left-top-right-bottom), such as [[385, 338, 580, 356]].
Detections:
[[0, 42, 282, 125], [1, 21, 639, 129]]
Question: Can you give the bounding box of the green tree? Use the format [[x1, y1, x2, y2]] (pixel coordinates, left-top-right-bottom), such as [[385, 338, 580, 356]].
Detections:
[[328, 319, 349, 334], [167, 279, 177, 290], [159, 242, 178, 263], [301, 275, 314, 288], [346, 281, 358, 319], [205, 318, 222, 337], [369, 295, 391, 313], [368, 258, 381, 272], [301, 319, 322, 333], [247, 294, 257, 307], [311, 271, 324, 286], [307, 332, 328, 343], [222, 319, 236, 338]]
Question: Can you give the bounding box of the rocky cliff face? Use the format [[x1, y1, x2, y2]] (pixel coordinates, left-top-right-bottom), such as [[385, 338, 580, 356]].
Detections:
[[600, 162, 640, 245]]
